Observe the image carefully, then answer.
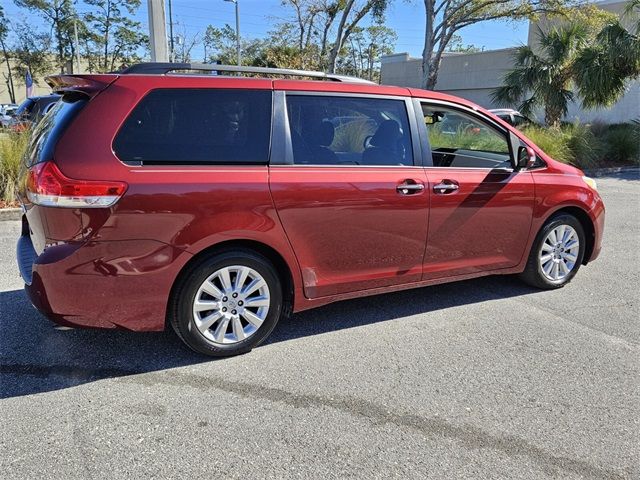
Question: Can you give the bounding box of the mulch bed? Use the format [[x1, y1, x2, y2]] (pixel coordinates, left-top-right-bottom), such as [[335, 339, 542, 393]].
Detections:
[[0, 200, 20, 209]]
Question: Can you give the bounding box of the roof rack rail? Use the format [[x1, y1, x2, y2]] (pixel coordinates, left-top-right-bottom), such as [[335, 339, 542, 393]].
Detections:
[[119, 62, 376, 85]]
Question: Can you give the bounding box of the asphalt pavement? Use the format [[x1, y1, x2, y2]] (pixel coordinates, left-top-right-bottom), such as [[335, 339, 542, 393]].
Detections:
[[1, 170, 638, 479]]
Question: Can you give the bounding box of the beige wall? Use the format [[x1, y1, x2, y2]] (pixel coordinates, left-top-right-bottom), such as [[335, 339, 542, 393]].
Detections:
[[380, 0, 640, 124], [380, 48, 518, 109], [528, 0, 631, 46]]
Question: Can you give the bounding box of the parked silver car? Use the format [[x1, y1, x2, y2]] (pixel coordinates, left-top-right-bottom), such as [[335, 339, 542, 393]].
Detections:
[[489, 108, 537, 128]]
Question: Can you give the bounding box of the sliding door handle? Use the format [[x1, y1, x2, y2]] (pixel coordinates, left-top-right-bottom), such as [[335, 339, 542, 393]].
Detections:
[[397, 182, 425, 195], [433, 181, 459, 194]]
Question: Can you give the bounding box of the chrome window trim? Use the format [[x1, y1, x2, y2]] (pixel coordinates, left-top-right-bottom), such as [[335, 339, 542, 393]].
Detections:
[[418, 99, 509, 135], [282, 90, 410, 101], [115, 88, 274, 167], [417, 98, 517, 170], [269, 164, 428, 169]]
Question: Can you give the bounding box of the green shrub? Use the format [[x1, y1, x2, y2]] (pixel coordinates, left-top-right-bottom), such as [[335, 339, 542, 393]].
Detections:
[[521, 125, 573, 164], [523, 121, 638, 169], [428, 123, 507, 153], [597, 123, 640, 165], [0, 132, 29, 205], [563, 123, 604, 169]]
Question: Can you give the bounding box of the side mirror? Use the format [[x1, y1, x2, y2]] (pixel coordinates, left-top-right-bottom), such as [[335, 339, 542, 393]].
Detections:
[[517, 146, 537, 170]]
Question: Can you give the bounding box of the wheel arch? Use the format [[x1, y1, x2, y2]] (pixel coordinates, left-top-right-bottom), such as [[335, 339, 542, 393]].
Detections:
[[167, 239, 296, 327], [543, 205, 595, 265]]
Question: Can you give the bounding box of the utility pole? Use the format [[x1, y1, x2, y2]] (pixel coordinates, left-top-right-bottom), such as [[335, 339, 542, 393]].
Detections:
[[168, 0, 174, 62], [224, 0, 241, 66], [147, 0, 169, 62]]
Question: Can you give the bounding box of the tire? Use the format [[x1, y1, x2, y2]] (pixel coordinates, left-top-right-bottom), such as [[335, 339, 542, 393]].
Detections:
[[169, 249, 284, 357], [519, 213, 586, 290]]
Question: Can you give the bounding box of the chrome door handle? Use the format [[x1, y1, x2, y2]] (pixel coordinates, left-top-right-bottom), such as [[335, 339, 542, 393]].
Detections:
[[396, 183, 425, 195], [433, 182, 459, 194]]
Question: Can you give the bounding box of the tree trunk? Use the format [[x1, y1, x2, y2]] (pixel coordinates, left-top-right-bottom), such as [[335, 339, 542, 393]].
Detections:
[[68, 33, 76, 73], [349, 37, 359, 76], [55, 20, 65, 72], [545, 104, 562, 128], [304, 13, 316, 49], [327, 0, 355, 73], [425, 30, 455, 90], [421, 0, 435, 89], [0, 37, 15, 103], [104, 1, 112, 72], [319, 22, 331, 68], [296, 8, 304, 53]]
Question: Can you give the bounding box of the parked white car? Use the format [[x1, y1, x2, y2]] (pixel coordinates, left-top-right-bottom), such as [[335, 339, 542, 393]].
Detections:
[[0, 104, 19, 129]]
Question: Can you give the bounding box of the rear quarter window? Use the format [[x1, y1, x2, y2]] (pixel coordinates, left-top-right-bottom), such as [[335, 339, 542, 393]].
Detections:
[[113, 89, 272, 165], [24, 95, 86, 167]]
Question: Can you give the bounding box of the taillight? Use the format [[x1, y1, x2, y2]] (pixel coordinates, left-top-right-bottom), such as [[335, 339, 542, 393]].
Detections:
[[26, 162, 127, 208]]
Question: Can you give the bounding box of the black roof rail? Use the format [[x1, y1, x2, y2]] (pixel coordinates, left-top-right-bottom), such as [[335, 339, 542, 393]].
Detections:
[[119, 62, 376, 85]]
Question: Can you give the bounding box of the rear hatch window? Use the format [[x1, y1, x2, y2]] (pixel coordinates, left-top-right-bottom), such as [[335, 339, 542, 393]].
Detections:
[[24, 94, 87, 167]]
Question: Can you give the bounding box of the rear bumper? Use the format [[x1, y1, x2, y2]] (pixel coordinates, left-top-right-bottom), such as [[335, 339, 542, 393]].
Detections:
[[18, 228, 191, 331]]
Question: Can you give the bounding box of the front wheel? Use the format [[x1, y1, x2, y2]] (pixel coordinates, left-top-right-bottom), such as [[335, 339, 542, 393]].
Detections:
[[519, 214, 585, 289], [169, 250, 284, 357]]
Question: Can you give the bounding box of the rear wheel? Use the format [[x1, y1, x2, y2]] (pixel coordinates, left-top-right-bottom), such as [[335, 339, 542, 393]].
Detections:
[[170, 250, 283, 357], [519, 214, 585, 289]]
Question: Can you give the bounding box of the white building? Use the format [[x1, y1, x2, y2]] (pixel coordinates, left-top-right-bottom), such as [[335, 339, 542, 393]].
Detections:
[[380, 0, 639, 124]]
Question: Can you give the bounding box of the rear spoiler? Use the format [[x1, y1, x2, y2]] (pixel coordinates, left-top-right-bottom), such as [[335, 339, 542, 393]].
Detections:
[[45, 74, 118, 98]]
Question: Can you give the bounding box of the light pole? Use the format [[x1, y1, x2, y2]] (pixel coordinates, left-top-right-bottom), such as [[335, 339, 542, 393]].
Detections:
[[147, 0, 169, 62], [223, 0, 241, 66], [168, 0, 174, 62]]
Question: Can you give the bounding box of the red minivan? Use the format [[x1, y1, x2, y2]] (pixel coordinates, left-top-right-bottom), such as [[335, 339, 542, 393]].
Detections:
[[16, 63, 605, 357]]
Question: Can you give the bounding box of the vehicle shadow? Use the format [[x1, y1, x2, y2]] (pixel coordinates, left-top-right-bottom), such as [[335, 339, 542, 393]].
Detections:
[[0, 276, 539, 399]]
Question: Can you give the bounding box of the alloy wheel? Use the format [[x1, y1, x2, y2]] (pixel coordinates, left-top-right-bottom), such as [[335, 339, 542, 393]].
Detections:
[[539, 224, 580, 282], [192, 265, 271, 345]]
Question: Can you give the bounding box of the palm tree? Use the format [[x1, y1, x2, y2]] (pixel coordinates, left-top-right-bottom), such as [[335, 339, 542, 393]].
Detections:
[[492, 24, 590, 127], [573, 1, 640, 108], [493, 1, 640, 127]]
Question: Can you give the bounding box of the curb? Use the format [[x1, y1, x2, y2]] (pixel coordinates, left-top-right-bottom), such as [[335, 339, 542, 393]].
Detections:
[[0, 208, 22, 222], [584, 166, 640, 177]]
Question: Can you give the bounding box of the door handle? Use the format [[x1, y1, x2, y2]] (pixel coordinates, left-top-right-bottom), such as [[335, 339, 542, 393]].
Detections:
[[433, 180, 459, 194], [396, 182, 425, 195]]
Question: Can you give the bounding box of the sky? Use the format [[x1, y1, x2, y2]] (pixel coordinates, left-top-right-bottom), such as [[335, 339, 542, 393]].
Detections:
[[4, 0, 530, 62]]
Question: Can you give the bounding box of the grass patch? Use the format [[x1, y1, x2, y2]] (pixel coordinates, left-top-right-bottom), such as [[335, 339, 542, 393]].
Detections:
[[428, 123, 508, 153], [0, 131, 29, 205]]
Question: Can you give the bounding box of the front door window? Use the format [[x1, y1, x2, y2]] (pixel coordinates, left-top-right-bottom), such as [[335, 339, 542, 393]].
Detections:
[[423, 105, 511, 169]]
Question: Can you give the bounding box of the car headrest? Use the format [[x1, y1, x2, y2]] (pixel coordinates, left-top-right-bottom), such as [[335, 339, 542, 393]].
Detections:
[[370, 119, 402, 147], [303, 120, 335, 147]]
